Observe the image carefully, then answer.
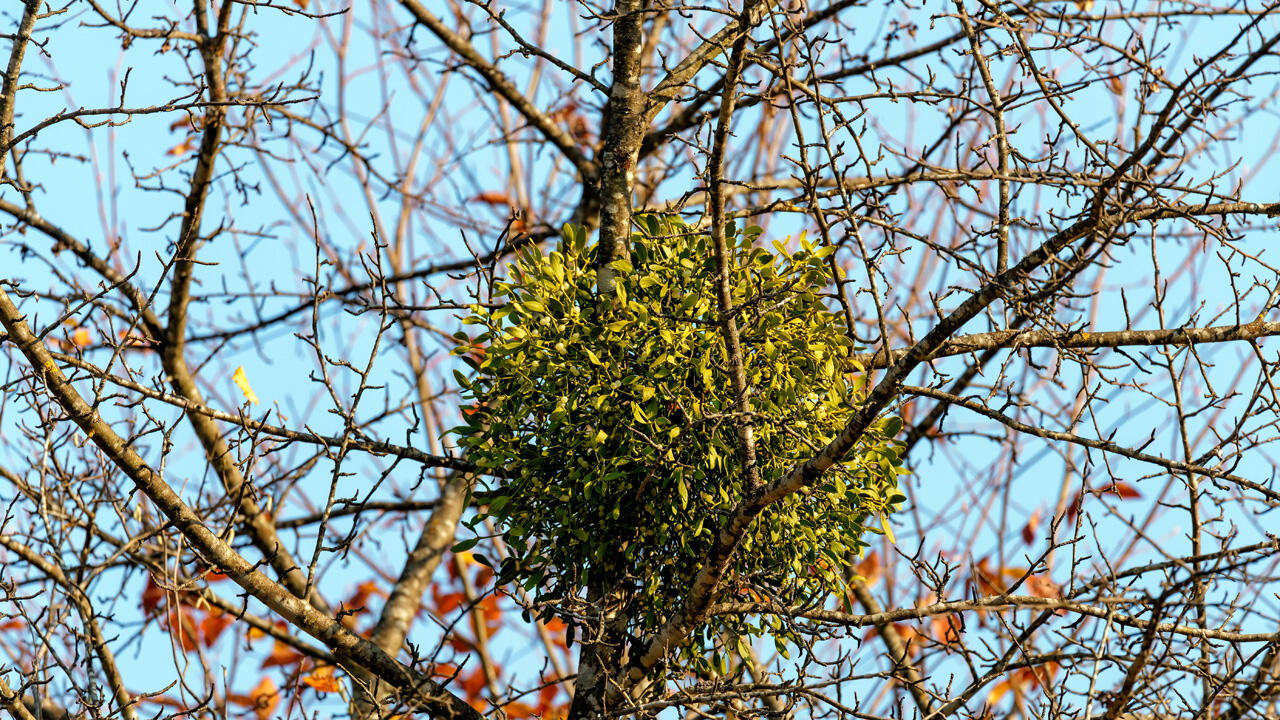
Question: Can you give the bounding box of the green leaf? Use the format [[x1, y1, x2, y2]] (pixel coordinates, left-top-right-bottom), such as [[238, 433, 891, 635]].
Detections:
[[736, 635, 755, 670], [882, 416, 903, 437], [451, 538, 480, 553], [879, 512, 896, 544], [488, 493, 512, 517]]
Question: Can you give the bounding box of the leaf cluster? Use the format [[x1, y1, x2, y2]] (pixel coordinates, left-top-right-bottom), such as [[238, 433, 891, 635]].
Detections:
[[453, 216, 905, 660]]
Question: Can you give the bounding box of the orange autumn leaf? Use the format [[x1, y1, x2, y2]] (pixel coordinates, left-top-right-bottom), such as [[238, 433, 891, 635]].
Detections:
[[71, 327, 92, 347], [303, 664, 343, 693], [167, 136, 198, 156], [345, 580, 382, 611], [166, 607, 200, 652], [972, 558, 1007, 596], [118, 329, 153, 349], [250, 676, 279, 720], [855, 549, 882, 587], [1002, 566, 1032, 579], [430, 663, 459, 679], [433, 588, 464, 615], [478, 594, 503, 635], [192, 561, 230, 583], [261, 638, 305, 669], [931, 613, 963, 646], [1099, 481, 1141, 499], [1021, 508, 1041, 545], [543, 616, 569, 651], [895, 624, 928, 654], [537, 680, 560, 711], [1067, 490, 1085, 522], [448, 633, 474, 653], [508, 214, 528, 237], [473, 191, 513, 206], [201, 608, 233, 646], [986, 662, 1060, 707], [1026, 661, 1060, 688], [340, 580, 383, 629], [1069, 481, 1143, 521], [504, 701, 538, 719], [986, 677, 1015, 706], [460, 666, 488, 700], [1025, 574, 1062, 600], [141, 575, 166, 616]]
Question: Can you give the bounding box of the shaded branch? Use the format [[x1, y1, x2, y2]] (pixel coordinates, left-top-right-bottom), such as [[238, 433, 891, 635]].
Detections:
[[852, 318, 1280, 370]]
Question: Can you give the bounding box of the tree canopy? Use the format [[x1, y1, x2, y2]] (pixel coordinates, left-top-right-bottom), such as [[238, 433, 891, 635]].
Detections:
[[2, 2, 1280, 720]]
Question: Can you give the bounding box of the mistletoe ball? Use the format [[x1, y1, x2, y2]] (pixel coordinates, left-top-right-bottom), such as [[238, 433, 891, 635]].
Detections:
[[453, 215, 905, 660]]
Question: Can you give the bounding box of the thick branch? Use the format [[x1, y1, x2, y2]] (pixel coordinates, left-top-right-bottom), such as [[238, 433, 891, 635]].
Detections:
[[847, 580, 935, 714], [159, 14, 330, 614], [706, 9, 760, 492], [852, 318, 1280, 369], [591, 0, 649, 296], [711, 594, 1280, 644], [0, 674, 39, 720], [368, 474, 472, 657], [0, 0, 41, 179]]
